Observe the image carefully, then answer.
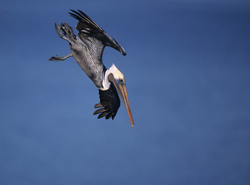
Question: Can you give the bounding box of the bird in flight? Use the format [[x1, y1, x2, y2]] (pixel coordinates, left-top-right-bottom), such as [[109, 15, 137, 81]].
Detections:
[[49, 9, 134, 126]]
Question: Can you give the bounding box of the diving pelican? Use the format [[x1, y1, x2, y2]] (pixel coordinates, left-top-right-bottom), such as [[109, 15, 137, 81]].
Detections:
[[49, 10, 134, 126]]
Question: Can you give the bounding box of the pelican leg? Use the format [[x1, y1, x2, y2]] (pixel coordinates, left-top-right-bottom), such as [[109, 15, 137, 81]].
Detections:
[[48, 53, 73, 61]]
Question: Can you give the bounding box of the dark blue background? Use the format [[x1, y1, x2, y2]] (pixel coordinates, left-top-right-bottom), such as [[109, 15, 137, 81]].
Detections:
[[1, 0, 250, 184]]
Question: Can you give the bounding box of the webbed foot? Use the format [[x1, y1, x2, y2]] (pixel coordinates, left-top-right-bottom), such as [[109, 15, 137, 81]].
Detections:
[[48, 53, 73, 61], [55, 23, 64, 39]]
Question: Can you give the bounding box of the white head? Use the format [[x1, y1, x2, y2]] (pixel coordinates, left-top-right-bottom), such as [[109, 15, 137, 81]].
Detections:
[[109, 64, 126, 83], [102, 64, 125, 90]]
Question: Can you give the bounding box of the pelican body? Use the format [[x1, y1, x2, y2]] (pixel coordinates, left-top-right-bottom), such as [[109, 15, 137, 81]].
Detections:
[[49, 10, 134, 126]]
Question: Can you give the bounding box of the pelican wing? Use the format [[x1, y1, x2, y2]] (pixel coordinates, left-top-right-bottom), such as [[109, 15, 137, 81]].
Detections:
[[69, 9, 126, 60], [93, 83, 120, 120]]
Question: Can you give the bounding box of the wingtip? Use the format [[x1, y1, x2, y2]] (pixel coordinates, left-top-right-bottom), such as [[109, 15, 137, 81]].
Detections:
[[94, 103, 102, 108]]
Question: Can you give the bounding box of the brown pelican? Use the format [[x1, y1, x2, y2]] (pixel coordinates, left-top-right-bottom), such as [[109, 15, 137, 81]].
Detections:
[[49, 10, 134, 126]]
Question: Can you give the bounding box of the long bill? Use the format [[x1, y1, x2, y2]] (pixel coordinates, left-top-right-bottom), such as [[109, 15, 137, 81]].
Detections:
[[109, 75, 134, 127]]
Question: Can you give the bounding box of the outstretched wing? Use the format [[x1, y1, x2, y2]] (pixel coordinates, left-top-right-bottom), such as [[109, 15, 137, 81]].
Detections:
[[69, 9, 126, 60], [93, 83, 120, 120]]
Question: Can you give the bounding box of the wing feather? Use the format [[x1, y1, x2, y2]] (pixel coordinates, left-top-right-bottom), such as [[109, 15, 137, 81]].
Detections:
[[69, 9, 126, 56], [93, 83, 120, 120]]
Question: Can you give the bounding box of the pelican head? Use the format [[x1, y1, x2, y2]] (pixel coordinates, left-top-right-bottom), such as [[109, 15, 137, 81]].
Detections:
[[107, 64, 134, 126]]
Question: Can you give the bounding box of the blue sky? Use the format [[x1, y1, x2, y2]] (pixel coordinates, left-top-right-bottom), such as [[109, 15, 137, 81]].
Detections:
[[1, 0, 250, 184]]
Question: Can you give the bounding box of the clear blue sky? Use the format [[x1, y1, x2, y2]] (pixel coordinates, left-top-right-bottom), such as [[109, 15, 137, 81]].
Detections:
[[1, 0, 250, 184]]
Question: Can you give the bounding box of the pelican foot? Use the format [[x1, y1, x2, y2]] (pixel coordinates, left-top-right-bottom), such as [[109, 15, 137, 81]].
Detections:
[[48, 53, 73, 61], [55, 23, 64, 39]]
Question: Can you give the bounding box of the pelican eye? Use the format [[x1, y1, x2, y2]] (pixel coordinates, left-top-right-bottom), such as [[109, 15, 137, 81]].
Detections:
[[118, 78, 124, 84]]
